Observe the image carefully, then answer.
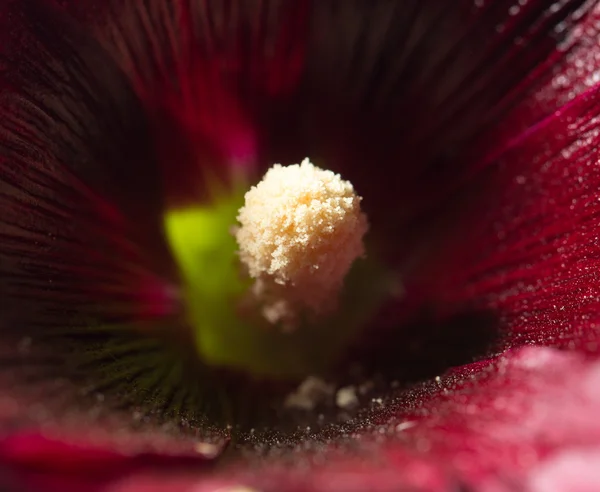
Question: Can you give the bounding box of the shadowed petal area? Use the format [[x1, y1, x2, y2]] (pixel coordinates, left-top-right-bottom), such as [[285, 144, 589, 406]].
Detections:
[[0, 0, 176, 324], [94, 0, 310, 206], [0, 0, 218, 439]]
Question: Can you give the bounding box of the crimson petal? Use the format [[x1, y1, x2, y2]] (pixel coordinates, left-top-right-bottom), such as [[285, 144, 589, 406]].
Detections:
[[6, 347, 600, 491]]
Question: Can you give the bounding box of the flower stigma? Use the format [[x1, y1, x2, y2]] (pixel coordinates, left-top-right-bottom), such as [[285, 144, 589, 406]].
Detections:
[[235, 159, 369, 330], [164, 159, 388, 379]]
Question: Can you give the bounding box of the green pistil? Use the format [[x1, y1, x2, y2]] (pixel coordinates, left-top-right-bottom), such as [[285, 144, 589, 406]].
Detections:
[[163, 184, 389, 380]]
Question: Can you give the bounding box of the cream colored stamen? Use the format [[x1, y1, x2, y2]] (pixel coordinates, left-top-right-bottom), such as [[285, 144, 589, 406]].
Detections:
[[235, 158, 368, 329]]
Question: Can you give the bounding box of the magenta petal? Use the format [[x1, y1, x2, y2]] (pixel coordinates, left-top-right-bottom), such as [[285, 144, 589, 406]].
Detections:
[[92, 0, 310, 203], [0, 433, 223, 470], [535, 4, 600, 113], [1, 432, 225, 492], [426, 80, 600, 352], [7, 347, 600, 491], [526, 449, 600, 492]]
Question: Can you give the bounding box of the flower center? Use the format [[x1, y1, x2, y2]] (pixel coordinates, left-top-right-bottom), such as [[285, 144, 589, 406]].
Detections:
[[163, 160, 389, 380], [235, 159, 369, 330]]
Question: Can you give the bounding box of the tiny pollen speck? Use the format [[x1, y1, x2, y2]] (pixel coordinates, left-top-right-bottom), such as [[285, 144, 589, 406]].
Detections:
[[235, 158, 368, 329], [193, 442, 221, 458]]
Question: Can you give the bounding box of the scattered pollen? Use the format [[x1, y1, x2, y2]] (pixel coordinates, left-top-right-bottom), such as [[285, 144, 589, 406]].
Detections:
[[235, 158, 368, 328], [193, 442, 222, 458], [335, 385, 359, 409], [283, 376, 335, 411]]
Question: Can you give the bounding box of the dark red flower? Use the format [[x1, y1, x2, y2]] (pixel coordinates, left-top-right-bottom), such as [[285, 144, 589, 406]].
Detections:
[[3, 1, 600, 491]]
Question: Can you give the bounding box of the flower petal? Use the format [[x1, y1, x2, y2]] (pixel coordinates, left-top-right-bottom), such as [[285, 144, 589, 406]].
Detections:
[[5, 347, 600, 491], [0, 0, 178, 324], [436, 80, 600, 352], [88, 0, 310, 204], [0, 432, 224, 492], [0, 0, 191, 444]]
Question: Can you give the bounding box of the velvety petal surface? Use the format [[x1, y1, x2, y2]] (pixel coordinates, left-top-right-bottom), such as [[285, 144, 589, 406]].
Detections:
[[5, 346, 600, 491], [440, 74, 600, 353]]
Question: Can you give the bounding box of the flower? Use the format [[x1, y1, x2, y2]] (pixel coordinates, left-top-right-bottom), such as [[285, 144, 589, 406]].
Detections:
[[2, 0, 600, 491]]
